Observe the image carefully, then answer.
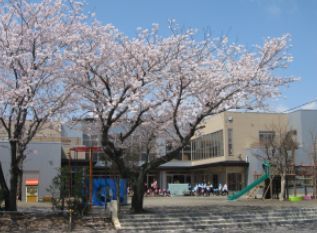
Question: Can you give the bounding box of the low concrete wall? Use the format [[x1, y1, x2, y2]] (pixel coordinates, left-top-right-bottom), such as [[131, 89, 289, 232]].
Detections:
[[168, 183, 189, 196]]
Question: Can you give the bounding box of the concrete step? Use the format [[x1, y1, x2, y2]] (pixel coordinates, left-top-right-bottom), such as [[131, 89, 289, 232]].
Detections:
[[119, 218, 317, 232], [121, 214, 317, 226], [118, 207, 317, 232], [119, 208, 317, 221], [120, 214, 317, 226], [120, 206, 317, 214]]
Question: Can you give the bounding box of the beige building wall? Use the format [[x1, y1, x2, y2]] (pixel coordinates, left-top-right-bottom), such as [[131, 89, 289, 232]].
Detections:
[[0, 121, 62, 142], [223, 112, 287, 161], [189, 111, 287, 164], [193, 112, 225, 138]]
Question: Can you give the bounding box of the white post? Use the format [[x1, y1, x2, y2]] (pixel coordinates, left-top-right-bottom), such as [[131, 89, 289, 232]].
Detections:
[[110, 200, 121, 229]]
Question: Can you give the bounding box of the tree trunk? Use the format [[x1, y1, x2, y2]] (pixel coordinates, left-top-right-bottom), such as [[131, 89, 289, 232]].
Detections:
[[279, 174, 286, 201], [9, 146, 18, 211], [131, 172, 145, 213], [269, 177, 273, 199], [17, 172, 23, 201], [286, 177, 289, 199], [293, 176, 297, 197], [8, 141, 18, 211], [0, 162, 10, 210], [16, 146, 25, 202], [9, 173, 18, 211]]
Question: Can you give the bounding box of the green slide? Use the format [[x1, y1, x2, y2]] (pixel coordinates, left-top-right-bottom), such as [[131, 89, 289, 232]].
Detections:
[[227, 161, 270, 201]]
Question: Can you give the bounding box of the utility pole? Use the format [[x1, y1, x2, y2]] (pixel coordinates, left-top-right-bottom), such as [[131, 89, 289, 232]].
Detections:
[[89, 147, 93, 208]]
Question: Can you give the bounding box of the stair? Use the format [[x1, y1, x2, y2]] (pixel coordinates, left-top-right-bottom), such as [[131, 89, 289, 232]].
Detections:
[[118, 206, 317, 232]]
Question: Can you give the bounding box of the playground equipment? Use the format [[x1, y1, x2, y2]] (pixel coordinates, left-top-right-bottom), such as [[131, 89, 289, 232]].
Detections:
[[91, 177, 127, 207], [228, 161, 270, 201]]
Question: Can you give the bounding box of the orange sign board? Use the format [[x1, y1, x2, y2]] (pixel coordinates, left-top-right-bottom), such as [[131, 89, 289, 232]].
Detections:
[[25, 179, 39, 186]]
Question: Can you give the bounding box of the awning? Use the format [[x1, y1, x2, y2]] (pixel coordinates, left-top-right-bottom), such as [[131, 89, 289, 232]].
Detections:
[[159, 160, 249, 170], [25, 178, 39, 186], [70, 146, 102, 152]]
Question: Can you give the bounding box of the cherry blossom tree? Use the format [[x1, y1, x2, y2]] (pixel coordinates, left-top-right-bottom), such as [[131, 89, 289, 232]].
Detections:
[[73, 21, 296, 211], [0, 0, 85, 211]]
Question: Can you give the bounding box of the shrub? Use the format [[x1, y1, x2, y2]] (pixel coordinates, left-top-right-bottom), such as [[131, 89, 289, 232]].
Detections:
[[47, 168, 89, 216]]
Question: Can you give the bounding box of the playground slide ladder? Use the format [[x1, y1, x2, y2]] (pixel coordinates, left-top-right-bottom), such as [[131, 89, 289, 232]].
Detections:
[[246, 185, 261, 199], [228, 161, 270, 201]]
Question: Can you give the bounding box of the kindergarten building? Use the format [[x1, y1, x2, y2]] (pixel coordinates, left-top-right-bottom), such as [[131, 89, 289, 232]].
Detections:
[[157, 107, 317, 197], [157, 111, 288, 191]]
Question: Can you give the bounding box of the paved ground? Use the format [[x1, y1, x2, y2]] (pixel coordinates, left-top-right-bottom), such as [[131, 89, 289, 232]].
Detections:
[[1, 197, 317, 232]]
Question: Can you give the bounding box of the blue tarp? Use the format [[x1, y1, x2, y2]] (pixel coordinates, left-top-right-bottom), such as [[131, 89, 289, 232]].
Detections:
[[90, 178, 127, 206]]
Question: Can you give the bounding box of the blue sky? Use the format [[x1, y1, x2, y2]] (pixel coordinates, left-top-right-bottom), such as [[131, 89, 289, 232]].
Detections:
[[84, 0, 317, 111]]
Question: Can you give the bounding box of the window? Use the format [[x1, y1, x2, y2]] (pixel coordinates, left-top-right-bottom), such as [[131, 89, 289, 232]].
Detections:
[[228, 173, 242, 191], [191, 130, 224, 160], [259, 131, 275, 145], [228, 128, 233, 156]]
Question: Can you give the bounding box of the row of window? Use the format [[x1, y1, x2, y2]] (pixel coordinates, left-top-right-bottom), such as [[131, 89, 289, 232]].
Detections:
[[81, 130, 277, 162], [181, 129, 276, 161], [191, 130, 224, 160]]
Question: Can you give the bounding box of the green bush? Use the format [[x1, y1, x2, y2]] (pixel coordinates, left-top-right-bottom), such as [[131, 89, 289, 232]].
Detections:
[[47, 168, 89, 216]]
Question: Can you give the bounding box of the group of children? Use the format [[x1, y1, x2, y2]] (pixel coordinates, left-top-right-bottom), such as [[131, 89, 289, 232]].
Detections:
[[144, 179, 171, 196], [136, 179, 229, 197], [190, 182, 228, 196]]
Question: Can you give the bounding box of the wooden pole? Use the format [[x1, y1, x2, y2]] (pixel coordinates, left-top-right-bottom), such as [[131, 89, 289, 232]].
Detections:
[[89, 147, 93, 208], [68, 153, 72, 198], [292, 147, 297, 196]]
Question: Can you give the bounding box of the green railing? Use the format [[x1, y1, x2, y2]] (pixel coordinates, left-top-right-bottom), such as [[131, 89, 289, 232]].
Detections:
[[227, 161, 270, 201]]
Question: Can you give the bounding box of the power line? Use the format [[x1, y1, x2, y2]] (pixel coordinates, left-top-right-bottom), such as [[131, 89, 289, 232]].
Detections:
[[284, 98, 317, 113]]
